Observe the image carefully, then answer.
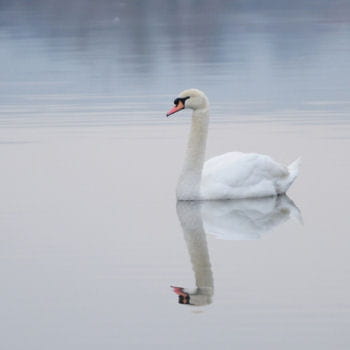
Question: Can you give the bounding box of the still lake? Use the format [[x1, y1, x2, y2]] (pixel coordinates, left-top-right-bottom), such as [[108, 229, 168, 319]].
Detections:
[[1, 1, 350, 349]]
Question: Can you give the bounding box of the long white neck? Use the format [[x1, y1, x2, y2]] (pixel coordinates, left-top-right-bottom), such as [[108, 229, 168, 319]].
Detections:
[[176, 108, 209, 200]]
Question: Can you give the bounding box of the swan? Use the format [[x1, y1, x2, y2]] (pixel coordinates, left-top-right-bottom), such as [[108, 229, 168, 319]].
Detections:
[[166, 89, 300, 200]]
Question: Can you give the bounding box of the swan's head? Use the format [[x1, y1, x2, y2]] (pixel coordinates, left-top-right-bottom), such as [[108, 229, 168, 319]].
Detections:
[[166, 89, 209, 117]]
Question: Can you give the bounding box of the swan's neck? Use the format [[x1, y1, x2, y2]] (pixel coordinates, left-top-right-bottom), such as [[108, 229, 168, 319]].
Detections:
[[177, 108, 209, 200]]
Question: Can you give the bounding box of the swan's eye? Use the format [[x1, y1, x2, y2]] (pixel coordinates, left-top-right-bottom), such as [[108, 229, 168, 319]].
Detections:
[[174, 96, 190, 106]]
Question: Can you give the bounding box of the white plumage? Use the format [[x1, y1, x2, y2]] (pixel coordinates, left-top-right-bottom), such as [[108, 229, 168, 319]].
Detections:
[[166, 89, 300, 200], [202, 152, 300, 199]]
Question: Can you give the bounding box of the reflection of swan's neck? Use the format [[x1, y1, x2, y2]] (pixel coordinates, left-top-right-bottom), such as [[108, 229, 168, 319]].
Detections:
[[176, 202, 214, 305], [176, 109, 209, 200]]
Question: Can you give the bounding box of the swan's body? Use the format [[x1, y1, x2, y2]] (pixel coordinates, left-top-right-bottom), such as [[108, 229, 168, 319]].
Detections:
[[201, 152, 300, 200], [166, 89, 300, 200]]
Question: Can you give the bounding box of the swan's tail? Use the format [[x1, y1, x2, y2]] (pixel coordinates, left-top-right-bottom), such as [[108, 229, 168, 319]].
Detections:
[[278, 157, 301, 194], [288, 157, 301, 180]]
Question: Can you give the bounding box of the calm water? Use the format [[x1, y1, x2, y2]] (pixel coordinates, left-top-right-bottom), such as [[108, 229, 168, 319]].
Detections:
[[1, 1, 350, 349]]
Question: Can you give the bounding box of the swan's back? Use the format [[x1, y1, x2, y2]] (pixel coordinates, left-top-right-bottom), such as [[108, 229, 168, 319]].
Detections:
[[201, 152, 298, 200]]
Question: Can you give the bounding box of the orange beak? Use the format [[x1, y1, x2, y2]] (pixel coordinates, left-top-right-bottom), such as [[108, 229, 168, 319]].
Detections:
[[166, 100, 184, 117]]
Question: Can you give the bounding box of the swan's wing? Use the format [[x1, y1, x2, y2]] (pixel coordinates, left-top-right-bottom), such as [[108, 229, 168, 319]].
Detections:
[[203, 152, 288, 189]]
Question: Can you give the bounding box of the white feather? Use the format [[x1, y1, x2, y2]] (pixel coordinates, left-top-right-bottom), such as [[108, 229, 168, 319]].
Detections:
[[201, 152, 300, 199]]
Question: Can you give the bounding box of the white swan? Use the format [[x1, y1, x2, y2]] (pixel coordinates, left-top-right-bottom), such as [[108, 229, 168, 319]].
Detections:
[[166, 89, 300, 200]]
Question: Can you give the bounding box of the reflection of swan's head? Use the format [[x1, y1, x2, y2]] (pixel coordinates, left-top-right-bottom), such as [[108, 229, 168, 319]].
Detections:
[[171, 286, 212, 306], [166, 89, 209, 116]]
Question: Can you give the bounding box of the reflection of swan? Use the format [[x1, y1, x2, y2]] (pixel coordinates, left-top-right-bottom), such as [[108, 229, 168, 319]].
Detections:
[[172, 196, 301, 306], [166, 89, 300, 200], [202, 195, 301, 240], [172, 201, 214, 306]]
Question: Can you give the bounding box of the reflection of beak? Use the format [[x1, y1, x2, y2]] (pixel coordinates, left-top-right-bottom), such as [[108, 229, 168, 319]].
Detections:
[[166, 101, 184, 117], [171, 286, 185, 295]]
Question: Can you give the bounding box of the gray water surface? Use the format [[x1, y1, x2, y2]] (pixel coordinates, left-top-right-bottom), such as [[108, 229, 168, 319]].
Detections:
[[1, 1, 350, 349]]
